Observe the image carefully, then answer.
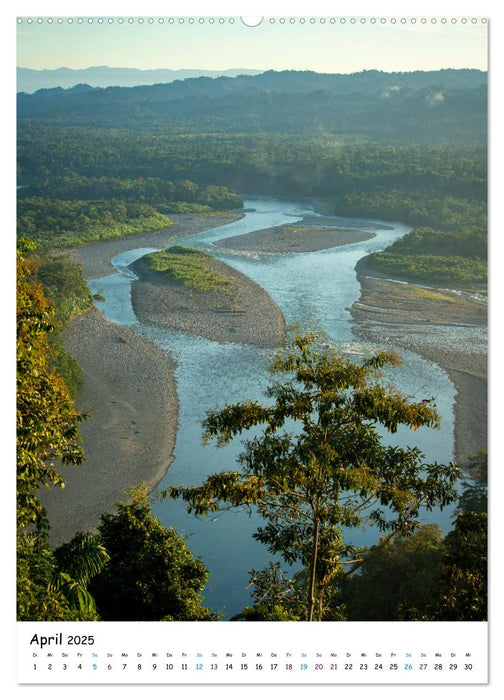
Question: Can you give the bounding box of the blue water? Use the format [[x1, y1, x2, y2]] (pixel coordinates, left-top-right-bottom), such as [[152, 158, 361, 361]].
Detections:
[[88, 196, 458, 619]]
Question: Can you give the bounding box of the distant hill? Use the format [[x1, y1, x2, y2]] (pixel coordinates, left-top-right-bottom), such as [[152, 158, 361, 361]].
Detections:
[[17, 66, 264, 93], [17, 68, 487, 145]]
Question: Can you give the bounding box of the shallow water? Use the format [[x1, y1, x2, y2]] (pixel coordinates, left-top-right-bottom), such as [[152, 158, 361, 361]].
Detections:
[[89, 196, 460, 618]]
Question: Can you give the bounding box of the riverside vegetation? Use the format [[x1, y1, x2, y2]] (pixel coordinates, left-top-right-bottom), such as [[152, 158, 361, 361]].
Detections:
[[16, 69, 487, 621], [142, 246, 235, 294]]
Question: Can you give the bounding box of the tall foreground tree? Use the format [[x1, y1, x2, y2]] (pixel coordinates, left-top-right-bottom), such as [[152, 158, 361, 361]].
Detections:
[[164, 331, 460, 621], [17, 238, 86, 531], [16, 239, 98, 620]]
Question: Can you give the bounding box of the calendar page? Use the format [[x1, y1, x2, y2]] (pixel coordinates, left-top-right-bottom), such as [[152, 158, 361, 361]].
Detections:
[[13, 1, 490, 691]]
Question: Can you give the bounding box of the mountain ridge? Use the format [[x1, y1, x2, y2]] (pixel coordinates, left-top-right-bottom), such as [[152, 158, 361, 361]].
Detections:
[[17, 66, 265, 93]]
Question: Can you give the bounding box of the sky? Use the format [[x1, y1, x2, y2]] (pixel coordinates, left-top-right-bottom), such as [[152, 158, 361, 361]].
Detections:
[[16, 11, 488, 74]]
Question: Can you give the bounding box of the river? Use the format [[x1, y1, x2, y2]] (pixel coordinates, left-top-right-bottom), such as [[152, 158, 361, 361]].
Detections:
[[88, 196, 458, 619]]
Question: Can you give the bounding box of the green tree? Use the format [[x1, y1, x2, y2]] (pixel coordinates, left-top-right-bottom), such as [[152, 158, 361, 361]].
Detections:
[[89, 486, 218, 621], [16, 239, 86, 531], [414, 512, 487, 621], [54, 532, 110, 588], [231, 562, 302, 621], [17, 532, 107, 621], [456, 451, 487, 515], [33, 251, 94, 397], [340, 524, 444, 620], [17, 533, 77, 621], [164, 331, 460, 621], [35, 252, 93, 325]]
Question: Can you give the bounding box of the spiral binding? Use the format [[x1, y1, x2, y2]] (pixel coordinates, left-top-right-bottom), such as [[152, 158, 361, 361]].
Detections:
[[16, 17, 488, 25]]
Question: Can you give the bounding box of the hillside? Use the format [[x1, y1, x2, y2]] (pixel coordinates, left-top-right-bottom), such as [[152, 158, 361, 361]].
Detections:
[[17, 68, 487, 143]]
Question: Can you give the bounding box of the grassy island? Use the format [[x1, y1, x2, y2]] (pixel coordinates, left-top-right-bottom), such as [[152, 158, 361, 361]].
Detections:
[[142, 246, 235, 295]]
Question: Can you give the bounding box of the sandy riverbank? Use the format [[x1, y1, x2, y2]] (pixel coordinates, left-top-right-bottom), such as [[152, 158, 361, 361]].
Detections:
[[40, 307, 179, 547], [351, 257, 487, 466]]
